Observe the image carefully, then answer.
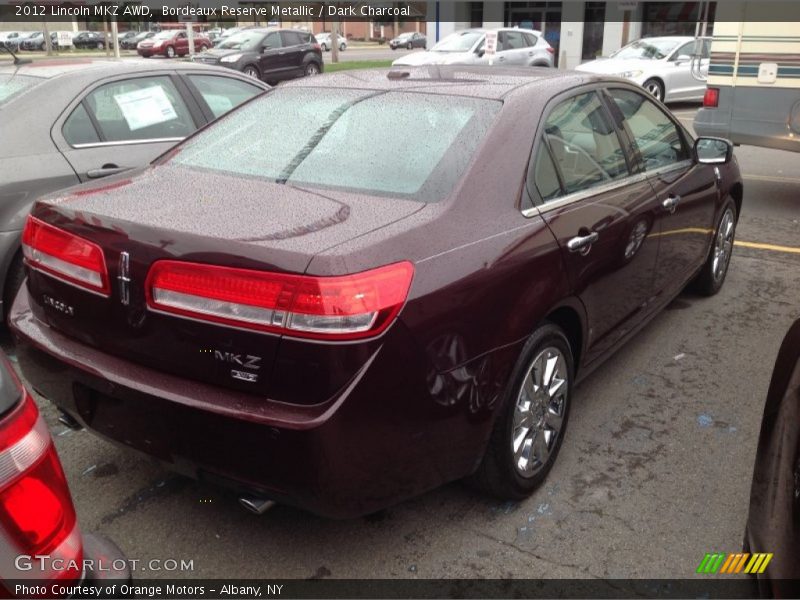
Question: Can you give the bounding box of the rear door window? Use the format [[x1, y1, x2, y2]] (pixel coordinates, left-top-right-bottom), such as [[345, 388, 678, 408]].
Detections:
[[280, 31, 303, 47], [540, 91, 629, 195], [75, 76, 196, 144], [62, 104, 100, 145], [607, 88, 689, 170]]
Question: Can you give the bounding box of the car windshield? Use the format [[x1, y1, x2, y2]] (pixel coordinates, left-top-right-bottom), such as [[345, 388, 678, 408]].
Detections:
[[153, 31, 175, 40], [169, 88, 500, 202], [432, 31, 483, 52], [0, 74, 42, 105], [611, 38, 682, 60], [134, 32, 150, 41], [218, 31, 264, 50], [397, 33, 412, 40]]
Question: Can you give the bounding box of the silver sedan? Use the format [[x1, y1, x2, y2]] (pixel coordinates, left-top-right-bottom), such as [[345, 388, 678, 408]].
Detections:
[[575, 36, 710, 103]]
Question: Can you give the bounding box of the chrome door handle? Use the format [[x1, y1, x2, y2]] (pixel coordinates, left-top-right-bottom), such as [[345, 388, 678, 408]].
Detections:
[[662, 194, 681, 213], [567, 231, 599, 254]]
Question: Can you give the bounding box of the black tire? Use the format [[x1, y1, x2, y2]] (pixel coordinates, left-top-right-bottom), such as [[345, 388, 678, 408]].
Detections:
[[643, 78, 665, 102], [165, 45, 175, 58], [321, 43, 328, 52], [3, 252, 25, 327], [470, 323, 574, 499], [242, 64, 261, 79], [692, 198, 738, 296], [96, 42, 103, 50], [304, 62, 320, 76], [339, 43, 345, 51]]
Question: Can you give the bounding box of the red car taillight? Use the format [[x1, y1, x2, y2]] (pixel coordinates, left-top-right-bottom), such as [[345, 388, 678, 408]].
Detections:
[[21, 216, 110, 296], [546, 47, 555, 54], [0, 378, 82, 584], [703, 87, 720, 108], [146, 260, 414, 340]]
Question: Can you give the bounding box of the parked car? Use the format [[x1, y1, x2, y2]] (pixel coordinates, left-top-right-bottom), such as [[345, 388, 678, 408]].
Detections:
[[137, 30, 212, 58], [19, 32, 61, 51], [117, 30, 139, 45], [0, 351, 129, 589], [389, 31, 426, 50], [0, 32, 23, 50], [194, 28, 322, 83], [743, 317, 800, 597], [393, 28, 553, 67], [72, 31, 107, 50], [18, 31, 45, 51], [315, 32, 346, 52], [0, 59, 269, 322], [575, 36, 711, 103], [214, 26, 245, 47], [10, 66, 743, 518], [120, 31, 154, 50], [3, 31, 38, 52]]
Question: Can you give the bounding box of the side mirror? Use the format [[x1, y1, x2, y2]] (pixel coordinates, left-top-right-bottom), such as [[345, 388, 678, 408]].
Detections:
[[695, 137, 733, 164], [674, 54, 692, 65], [476, 49, 485, 58]]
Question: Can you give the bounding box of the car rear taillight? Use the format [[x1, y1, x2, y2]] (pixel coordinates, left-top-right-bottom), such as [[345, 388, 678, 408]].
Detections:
[[546, 47, 555, 54], [146, 260, 414, 340], [312, 42, 321, 51], [703, 87, 720, 108], [21, 216, 110, 296], [0, 371, 83, 584]]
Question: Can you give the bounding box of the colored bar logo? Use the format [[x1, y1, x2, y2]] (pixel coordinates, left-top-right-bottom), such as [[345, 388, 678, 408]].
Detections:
[[696, 553, 773, 575]]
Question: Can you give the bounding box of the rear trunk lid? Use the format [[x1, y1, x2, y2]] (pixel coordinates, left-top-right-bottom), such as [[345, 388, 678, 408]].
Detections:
[[25, 165, 424, 404]]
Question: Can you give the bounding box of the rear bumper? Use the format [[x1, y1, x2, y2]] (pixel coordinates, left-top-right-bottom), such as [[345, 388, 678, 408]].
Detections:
[[11, 286, 494, 518], [82, 534, 130, 583]]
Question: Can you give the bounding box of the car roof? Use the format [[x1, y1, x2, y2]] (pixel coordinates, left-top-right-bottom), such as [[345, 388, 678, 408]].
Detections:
[[285, 66, 601, 101], [0, 58, 249, 80]]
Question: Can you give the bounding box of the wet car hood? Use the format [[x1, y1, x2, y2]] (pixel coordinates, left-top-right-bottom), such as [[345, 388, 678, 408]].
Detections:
[[574, 57, 661, 75], [199, 47, 251, 59]]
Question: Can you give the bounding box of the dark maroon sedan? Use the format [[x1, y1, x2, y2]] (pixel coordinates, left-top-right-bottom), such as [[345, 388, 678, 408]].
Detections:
[[10, 67, 743, 518]]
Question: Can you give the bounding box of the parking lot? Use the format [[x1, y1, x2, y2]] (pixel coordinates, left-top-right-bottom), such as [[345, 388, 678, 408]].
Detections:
[[3, 101, 797, 580]]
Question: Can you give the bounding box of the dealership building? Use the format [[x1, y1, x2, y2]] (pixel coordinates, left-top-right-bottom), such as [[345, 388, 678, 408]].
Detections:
[[425, 1, 714, 68]]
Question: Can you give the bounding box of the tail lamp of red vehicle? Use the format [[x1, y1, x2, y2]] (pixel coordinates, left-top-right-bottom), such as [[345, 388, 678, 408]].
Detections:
[[546, 47, 555, 55], [146, 260, 415, 340], [703, 87, 720, 108], [21, 216, 110, 297], [0, 374, 83, 583]]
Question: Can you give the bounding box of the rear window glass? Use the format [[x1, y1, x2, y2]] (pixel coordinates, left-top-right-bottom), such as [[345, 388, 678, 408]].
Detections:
[[0, 74, 42, 106], [170, 88, 500, 202]]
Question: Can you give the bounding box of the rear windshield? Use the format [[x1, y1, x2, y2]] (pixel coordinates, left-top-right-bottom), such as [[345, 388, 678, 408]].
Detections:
[[0, 74, 42, 106], [170, 88, 500, 202]]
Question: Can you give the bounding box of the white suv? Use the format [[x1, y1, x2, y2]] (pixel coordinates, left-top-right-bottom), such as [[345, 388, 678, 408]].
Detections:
[[393, 28, 554, 68]]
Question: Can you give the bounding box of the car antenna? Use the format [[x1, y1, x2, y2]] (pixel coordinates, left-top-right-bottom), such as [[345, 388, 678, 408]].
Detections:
[[0, 45, 32, 66]]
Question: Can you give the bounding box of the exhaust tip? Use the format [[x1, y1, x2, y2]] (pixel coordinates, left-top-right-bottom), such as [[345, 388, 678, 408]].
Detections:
[[58, 410, 83, 430], [239, 496, 276, 515]]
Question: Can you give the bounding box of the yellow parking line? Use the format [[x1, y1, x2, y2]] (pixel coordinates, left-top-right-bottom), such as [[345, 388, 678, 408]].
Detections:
[[649, 228, 800, 254], [735, 240, 800, 254], [742, 173, 800, 184]]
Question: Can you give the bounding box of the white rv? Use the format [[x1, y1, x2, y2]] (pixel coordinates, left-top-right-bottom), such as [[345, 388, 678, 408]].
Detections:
[[694, 1, 800, 152]]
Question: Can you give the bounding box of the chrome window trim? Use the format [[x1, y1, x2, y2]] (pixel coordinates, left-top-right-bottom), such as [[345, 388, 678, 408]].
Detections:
[[71, 137, 185, 149], [523, 159, 694, 217]]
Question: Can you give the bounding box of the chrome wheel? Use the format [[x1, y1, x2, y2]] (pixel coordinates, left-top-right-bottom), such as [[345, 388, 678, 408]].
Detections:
[[305, 63, 320, 76], [166, 46, 175, 58], [243, 66, 259, 79], [712, 207, 735, 282], [644, 79, 663, 101], [512, 347, 568, 477]]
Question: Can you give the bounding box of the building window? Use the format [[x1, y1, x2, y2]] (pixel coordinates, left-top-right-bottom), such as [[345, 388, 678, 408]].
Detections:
[[470, 2, 483, 27], [581, 2, 605, 60], [641, 2, 716, 37]]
